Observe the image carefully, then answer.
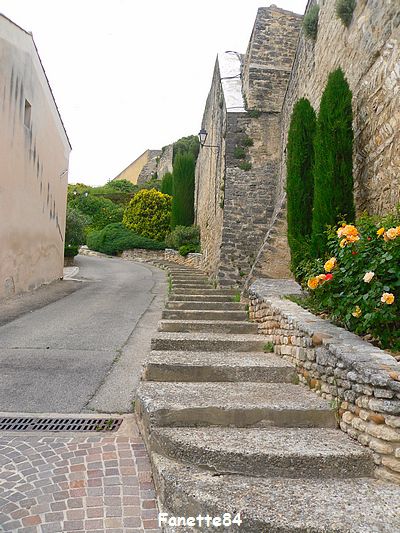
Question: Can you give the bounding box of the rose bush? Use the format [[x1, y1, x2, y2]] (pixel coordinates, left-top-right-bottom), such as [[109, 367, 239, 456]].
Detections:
[[302, 210, 400, 350]]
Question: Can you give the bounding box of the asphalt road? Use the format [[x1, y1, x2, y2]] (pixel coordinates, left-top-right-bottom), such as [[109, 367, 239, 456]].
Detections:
[[0, 255, 166, 414]]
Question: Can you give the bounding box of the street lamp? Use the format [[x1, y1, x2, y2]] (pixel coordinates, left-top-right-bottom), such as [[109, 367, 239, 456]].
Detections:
[[197, 128, 219, 153]]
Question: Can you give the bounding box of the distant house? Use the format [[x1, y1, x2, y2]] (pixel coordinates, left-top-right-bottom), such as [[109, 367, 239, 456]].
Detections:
[[0, 14, 71, 299], [113, 145, 173, 185]]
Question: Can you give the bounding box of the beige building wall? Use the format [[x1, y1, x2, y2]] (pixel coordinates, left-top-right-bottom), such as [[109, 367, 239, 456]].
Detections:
[[113, 150, 152, 185], [0, 15, 71, 300]]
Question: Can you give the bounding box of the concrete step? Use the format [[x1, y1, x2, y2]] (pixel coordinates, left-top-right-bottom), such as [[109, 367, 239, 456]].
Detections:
[[172, 281, 212, 289], [158, 319, 257, 334], [152, 454, 400, 533], [150, 427, 374, 478], [151, 332, 265, 352], [162, 309, 248, 321], [144, 351, 296, 382], [136, 382, 336, 429], [169, 294, 236, 302], [172, 288, 237, 296], [166, 301, 246, 311], [172, 278, 209, 285]]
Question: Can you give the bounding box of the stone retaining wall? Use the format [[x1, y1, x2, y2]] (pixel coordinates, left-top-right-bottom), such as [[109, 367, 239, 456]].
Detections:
[[249, 279, 400, 484], [121, 249, 165, 262], [164, 249, 203, 270]]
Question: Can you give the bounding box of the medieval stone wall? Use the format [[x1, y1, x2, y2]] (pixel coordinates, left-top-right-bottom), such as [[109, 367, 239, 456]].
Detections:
[[281, 0, 400, 215]]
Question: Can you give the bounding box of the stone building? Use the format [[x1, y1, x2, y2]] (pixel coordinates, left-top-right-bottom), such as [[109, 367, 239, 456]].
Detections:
[[0, 14, 71, 300], [113, 145, 173, 185], [195, 6, 301, 286], [195, 0, 400, 287]]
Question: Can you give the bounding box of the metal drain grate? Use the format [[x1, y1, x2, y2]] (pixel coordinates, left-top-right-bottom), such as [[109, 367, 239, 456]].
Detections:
[[0, 417, 123, 432]]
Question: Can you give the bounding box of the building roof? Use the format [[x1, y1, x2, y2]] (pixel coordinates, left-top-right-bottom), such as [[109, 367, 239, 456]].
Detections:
[[218, 51, 246, 113]]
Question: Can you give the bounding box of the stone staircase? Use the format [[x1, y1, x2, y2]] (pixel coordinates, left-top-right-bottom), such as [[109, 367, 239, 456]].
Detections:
[[136, 263, 400, 532]]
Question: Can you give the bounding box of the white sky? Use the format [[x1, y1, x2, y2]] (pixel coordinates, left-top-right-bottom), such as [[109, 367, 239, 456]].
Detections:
[[0, 0, 307, 186]]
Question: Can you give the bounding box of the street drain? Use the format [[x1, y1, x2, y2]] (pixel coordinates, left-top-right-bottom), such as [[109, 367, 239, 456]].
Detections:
[[0, 417, 123, 432]]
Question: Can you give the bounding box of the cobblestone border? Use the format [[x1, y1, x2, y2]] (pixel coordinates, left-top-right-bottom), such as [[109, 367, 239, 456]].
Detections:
[[249, 278, 400, 484]]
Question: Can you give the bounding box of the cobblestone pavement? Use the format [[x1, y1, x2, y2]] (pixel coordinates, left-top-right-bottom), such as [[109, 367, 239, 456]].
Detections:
[[0, 420, 161, 533]]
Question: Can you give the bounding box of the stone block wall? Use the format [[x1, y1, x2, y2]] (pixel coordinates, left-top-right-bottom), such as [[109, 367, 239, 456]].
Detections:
[[242, 7, 302, 112], [249, 279, 400, 485], [280, 0, 400, 214], [164, 249, 203, 270], [137, 150, 162, 184]]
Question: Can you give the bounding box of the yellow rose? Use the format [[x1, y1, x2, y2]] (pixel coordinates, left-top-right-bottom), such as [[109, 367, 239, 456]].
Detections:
[[377, 227, 385, 237], [352, 306, 362, 318], [324, 257, 337, 273], [386, 228, 398, 240], [337, 225, 346, 238], [381, 292, 395, 305], [339, 238, 347, 248], [396, 226, 400, 237], [363, 271, 375, 283], [317, 274, 327, 282], [307, 277, 319, 290]]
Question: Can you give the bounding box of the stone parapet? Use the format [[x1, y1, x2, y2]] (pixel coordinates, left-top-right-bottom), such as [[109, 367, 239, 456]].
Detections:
[[120, 248, 165, 262], [164, 249, 203, 269], [249, 278, 400, 484]]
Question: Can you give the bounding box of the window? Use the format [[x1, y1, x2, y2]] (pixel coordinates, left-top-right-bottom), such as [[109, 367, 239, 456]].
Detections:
[[24, 99, 31, 128]]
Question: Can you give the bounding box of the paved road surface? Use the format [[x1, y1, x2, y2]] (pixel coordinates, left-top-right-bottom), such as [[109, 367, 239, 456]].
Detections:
[[0, 255, 166, 414]]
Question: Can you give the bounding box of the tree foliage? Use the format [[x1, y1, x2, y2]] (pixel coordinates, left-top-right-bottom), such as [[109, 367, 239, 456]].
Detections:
[[311, 68, 355, 257], [171, 153, 195, 228], [286, 98, 316, 274], [172, 135, 200, 163], [123, 188, 172, 241], [68, 194, 123, 231], [65, 207, 91, 245], [161, 172, 173, 196]]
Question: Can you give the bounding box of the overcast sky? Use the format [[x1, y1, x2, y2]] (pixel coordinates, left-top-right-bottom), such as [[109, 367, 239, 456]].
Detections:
[[1, 0, 307, 185]]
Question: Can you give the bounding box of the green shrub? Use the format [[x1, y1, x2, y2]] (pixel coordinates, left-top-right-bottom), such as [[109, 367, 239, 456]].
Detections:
[[239, 162, 252, 171], [171, 153, 195, 228], [247, 110, 261, 118], [234, 146, 246, 159], [336, 0, 356, 26], [87, 223, 165, 255], [123, 188, 171, 241], [303, 211, 400, 350], [179, 244, 200, 257], [65, 207, 91, 245], [161, 172, 173, 196], [69, 193, 123, 231], [165, 225, 200, 250], [241, 136, 254, 147], [64, 243, 79, 257], [303, 5, 319, 40], [286, 98, 317, 275], [311, 68, 354, 257]]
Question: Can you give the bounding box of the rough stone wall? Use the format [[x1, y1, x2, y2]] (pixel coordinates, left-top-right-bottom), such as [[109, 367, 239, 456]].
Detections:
[[218, 112, 282, 286], [164, 249, 203, 270], [281, 0, 400, 215], [249, 279, 400, 485], [243, 7, 303, 112], [195, 7, 301, 287], [137, 149, 162, 184], [157, 144, 173, 180], [194, 59, 226, 281]]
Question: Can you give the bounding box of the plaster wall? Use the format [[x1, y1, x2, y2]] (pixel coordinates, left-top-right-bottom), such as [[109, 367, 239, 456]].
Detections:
[[0, 15, 70, 300]]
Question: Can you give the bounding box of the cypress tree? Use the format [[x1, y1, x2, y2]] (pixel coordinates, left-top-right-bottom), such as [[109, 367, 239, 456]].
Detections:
[[286, 98, 316, 273], [311, 68, 355, 256], [171, 153, 195, 228], [161, 172, 173, 196]]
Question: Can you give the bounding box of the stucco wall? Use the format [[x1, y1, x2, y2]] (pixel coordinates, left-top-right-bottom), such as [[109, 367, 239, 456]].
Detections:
[[114, 150, 152, 185], [281, 0, 400, 215], [0, 15, 70, 300]]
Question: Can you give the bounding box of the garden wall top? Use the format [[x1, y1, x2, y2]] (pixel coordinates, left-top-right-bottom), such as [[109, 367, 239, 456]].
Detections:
[[249, 279, 400, 401]]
